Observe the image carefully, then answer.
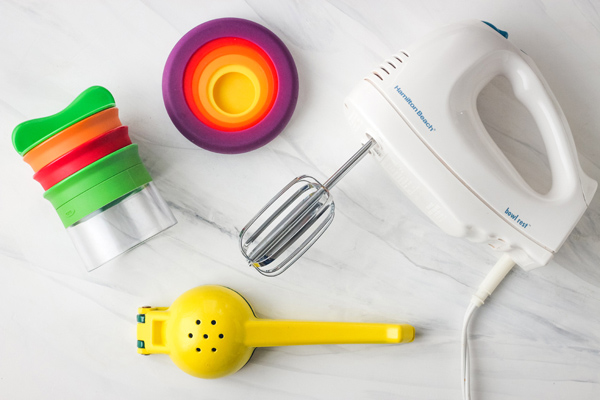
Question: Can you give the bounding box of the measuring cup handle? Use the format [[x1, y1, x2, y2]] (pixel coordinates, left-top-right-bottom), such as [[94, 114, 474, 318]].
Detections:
[[244, 319, 414, 347]]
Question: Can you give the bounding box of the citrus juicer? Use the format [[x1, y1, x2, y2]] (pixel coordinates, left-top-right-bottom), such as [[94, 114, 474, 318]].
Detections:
[[12, 86, 176, 270], [136, 285, 414, 379], [239, 20, 597, 399]]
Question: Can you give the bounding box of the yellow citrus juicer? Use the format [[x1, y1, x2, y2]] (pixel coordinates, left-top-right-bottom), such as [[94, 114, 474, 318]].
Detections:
[[136, 285, 414, 379]]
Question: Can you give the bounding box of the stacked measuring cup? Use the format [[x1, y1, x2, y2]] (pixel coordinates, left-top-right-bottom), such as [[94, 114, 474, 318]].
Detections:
[[12, 86, 176, 270], [163, 18, 298, 154]]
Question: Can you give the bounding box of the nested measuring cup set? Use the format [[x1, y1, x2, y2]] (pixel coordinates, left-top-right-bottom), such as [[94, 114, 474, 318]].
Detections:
[[162, 17, 298, 154]]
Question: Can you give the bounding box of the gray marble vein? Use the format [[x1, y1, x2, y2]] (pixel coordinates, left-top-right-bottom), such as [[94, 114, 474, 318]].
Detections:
[[1, 1, 599, 399]]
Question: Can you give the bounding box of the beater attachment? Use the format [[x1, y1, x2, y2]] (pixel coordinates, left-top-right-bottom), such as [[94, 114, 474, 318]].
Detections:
[[239, 139, 376, 276]]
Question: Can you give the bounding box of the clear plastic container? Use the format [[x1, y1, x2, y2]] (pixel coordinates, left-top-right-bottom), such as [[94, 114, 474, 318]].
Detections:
[[67, 182, 176, 270]]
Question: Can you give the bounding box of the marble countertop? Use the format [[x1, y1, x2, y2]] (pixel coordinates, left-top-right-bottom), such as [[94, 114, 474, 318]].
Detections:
[[1, 1, 599, 399]]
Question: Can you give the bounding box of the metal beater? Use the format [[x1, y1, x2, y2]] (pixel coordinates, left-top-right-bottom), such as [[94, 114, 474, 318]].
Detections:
[[239, 139, 376, 276]]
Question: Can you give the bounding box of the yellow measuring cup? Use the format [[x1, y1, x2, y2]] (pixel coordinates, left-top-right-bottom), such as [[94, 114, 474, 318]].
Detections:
[[136, 285, 414, 379]]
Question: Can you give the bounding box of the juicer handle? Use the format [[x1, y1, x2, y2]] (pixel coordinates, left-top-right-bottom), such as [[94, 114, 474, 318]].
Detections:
[[490, 50, 594, 202], [136, 307, 170, 355], [244, 319, 415, 347]]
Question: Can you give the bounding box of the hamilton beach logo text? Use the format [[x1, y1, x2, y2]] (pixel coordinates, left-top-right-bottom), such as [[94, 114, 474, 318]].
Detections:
[[394, 86, 436, 132]]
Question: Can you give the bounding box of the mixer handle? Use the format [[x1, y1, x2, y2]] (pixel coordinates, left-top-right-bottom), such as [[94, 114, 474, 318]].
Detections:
[[492, 50, 590, 201], [244, 319, 414, 347]]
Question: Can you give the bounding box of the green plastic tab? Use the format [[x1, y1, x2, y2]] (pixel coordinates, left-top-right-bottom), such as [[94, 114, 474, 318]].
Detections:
[[137, 340, 145, 349], [137, 314, 146, 323], [44, 145, 142, 209], [56, 163, 152, 227], [12, 86, 116, 156]]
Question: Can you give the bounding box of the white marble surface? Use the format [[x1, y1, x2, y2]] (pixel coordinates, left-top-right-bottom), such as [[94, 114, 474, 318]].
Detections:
[[1, 1, 600, 399]]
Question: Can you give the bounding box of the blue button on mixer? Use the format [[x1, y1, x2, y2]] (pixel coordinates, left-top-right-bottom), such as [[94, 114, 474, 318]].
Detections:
[[482, 21, 508, 39]]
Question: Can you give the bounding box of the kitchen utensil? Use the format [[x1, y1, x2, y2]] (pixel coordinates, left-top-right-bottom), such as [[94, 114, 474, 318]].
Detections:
[[240, 20, 596, 274], [240, 139, 375, 276], [239, 20, 597, 399], [163, 18, 298, 153], [137, 285, 414, 379], [13, 86, 176, 270]]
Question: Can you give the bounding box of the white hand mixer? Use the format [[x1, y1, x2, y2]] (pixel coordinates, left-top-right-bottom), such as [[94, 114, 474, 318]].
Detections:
[[240, 20, 596, 399]]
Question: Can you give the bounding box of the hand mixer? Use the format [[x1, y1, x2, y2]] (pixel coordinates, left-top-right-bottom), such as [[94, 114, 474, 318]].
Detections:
[[240, 20, 597, 399]]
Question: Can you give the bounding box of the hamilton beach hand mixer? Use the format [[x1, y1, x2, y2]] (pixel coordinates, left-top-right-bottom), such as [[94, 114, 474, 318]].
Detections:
[[240, 21, 597, 399]]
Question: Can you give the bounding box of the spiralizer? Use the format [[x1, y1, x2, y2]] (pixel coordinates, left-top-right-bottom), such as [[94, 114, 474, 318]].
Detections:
[[12, 87, 176, 270]]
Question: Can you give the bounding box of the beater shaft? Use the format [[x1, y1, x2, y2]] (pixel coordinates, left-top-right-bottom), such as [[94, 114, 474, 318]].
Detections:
[[324, 139, 376, 189]]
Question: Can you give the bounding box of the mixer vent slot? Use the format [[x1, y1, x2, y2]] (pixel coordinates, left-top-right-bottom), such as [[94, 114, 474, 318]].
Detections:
[[373, 63, 392, 81], [393, 50, 410, 65], [371, 51, 409, 81]]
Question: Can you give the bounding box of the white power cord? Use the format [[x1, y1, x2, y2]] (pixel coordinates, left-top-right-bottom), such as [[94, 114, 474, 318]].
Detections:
[[461, 254, 516, 400]]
